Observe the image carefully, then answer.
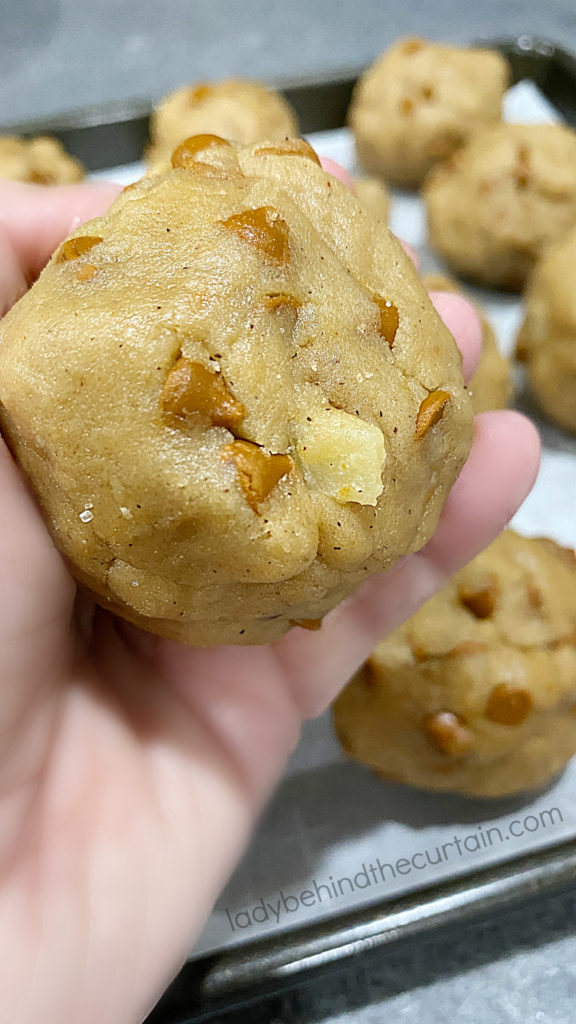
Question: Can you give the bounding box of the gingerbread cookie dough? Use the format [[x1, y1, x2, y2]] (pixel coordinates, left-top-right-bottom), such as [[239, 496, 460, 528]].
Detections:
[[0, 135, 84, 184], [349, 37, 508, 189], [425, 123, 576, 290], [147, 79, 299, 167], [423, 273, 512, 413], [334, 530, 576, 798], [516, 225, 576, 433], [0, 135, 472, 645], [353, 175, 390, 223]]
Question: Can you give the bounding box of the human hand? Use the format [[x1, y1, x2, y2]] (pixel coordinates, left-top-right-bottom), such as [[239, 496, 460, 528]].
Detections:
[[0, 179, 539, 1024]]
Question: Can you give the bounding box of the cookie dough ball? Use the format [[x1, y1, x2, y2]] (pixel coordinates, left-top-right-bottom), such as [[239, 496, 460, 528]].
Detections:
[[147, 79, 299, 167], [353, 175, 390, 223], [334, 531, 576, 798], [516, 226, 576, 433], [0, 135, 472, 646], [0, 135, 84, 184], [349, 38, 508, 189], [423, 273, 512, 413], [425, 123, 576, 290]]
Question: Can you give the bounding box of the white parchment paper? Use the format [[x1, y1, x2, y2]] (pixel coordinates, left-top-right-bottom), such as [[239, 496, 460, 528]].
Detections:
[[93, 82, 576, 957]]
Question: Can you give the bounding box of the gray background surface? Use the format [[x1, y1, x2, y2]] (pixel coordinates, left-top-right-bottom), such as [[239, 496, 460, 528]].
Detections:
[[2, 1, 576, 1022], [2, 0, 576, 123]]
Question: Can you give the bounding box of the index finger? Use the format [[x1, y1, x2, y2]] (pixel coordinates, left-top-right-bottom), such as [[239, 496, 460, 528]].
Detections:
[[0, 181, 121, 286]]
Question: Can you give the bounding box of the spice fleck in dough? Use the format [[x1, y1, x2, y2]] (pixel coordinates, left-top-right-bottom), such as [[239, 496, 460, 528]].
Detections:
[[334, 531, 576, 797], [0, 135, 84, 184], [425, 123, 576, 290], [0, 136, 472, 645], [516, 224, 576, 434], [147, 79, 299, 168], [349, 38, 508, 189], [423, 273, 512, 413]]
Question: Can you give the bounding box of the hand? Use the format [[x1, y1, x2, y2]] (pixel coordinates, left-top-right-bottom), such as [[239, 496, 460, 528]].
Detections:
[[0, 180, 539, 1024]]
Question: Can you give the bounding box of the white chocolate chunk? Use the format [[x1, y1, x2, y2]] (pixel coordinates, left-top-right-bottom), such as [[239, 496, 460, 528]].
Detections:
[[293, 408, 385, 505]]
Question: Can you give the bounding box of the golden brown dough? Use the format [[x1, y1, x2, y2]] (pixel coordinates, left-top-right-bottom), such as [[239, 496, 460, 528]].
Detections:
[[334, 530, 576, 798], [0, 135, 84, 184], [425, 123, 576, 290], [147, 79, 299, 167], [423, 273, 512, 413], [516, 225, 576, 433], [349, 37, 508, 188], [0, 136, 472, 645]]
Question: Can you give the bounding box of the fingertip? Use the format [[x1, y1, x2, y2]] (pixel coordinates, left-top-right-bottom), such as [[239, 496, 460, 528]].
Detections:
[[428, 290, 483, 382], [0, 180, 121, 282]]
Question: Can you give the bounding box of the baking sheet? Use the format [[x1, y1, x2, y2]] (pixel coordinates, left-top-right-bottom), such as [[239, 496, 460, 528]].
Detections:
[[94, 81, 576, 958]]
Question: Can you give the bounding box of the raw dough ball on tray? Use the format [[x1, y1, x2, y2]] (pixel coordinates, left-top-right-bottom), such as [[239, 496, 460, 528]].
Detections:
[[147, 79, 299, 167], [353, 175, 390, 223], [423, 273, 512, 413], [425, 122, 576, 290], [334, 531, 576, 798], [0, 135, 84, 184], [0, 135, 472, 645], [516, 224, 576, 433], [349, 37, 508, 188]]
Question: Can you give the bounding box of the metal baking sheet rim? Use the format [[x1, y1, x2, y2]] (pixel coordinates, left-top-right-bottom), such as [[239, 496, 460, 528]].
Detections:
[[2, 33, 576, 1023], [147, 835, 576, 1022]]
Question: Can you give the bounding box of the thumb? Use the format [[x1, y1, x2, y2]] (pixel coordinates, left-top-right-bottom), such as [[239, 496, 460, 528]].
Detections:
[[0, 436, 74, 808]]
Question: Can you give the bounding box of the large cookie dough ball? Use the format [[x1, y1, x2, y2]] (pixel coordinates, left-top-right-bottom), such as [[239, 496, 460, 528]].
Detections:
[[349, 38, 508, 189], [334, 531, 576, 798], [516, 226, 576, 433], [353, 175, 390, 223], [0, 135, 84, 184], [425, 123, 576, 290], [423, 273, 512, 413], [0, 135, 472, 646], [147, 79, 299, 167]]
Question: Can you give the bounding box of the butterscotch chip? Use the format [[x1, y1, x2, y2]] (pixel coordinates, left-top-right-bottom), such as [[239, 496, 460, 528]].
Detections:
[[458, 578, 497, 619], [422, 273, 512, 414], [262, 293, 301, 312], [415, 390, 450, 439], [147, 78, 299, 168], [425, 123, 576, 290], [171, 133, 231, 168], [222, 206, 290, 265], [254, 139, 321, 166], [349, 38, 508, 188], [0, 139, 471, 645], [0, 135, 85, 184], [161, 357, 245, 430], [422, 711, 473, 756], [373, 296, 399, 348], [75, 264, 98, 283], [221, 440, 292, 512], [486, 684, 533, 726], [516, 223, 576, 433], [56, 236, 103, 263], [188, 84, 213, 103], [334, 530, 576, 797]]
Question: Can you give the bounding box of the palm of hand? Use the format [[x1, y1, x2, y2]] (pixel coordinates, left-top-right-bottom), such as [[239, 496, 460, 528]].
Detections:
[[0, 181, 539, 1024]]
